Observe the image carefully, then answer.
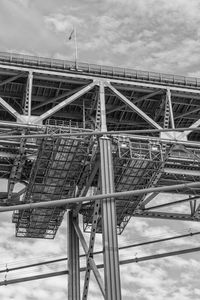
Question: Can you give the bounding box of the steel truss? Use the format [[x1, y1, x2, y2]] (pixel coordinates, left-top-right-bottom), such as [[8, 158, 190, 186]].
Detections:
[[0, 52, 200, 299]]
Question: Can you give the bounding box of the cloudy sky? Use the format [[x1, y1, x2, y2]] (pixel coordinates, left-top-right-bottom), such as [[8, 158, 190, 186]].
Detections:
[[1, 0, 200, 299]]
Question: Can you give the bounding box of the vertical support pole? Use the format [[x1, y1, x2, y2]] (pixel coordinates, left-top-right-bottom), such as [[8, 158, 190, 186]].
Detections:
[[166, 88, 175, 129], [28, 71, 33, 118], [83, 99, 86, 129], [67, 211, 80, 300], [98, 79, 121, 299], [100, 137, 122, 300], [99, 81, 107, 132], [23, 71, 33, 117]]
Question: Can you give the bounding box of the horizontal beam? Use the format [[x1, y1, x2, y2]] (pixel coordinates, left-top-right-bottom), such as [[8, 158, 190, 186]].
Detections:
[[0, 126, 200, 149], [133, 210, 200, 222], [0, 181, 200, 212], [2, 245, 200, 286], [0, 122, 200, 137], [164, 168, 200, 177]]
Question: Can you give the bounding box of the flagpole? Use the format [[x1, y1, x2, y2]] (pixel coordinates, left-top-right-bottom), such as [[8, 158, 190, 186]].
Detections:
[[74, 27, 78, 70]]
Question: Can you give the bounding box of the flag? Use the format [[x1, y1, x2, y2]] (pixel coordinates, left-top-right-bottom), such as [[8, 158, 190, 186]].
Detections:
[[68, 29, 74, 40]]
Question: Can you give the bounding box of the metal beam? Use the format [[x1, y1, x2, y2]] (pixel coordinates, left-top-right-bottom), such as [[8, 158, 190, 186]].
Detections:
[[7, 136, 26, 200], [2, 231, 200, 275], [133, 210, 200, 221], [73, 161, 99, 216], [132, 89, 163, 104], [145, 196, 200, 211], [0, 97, 24, 122], [99, 81, 107, 132], [73, 221, 105, 298], [166, 88, 175, 129], [164, 168, 200, 177], [33, 82, 96, 123], [140, 192, 159, 209], [32, 84, 89, 111], [82, 200, 103, 299], [1, 125, 200, 145], [2, 245, 200, 286], [100, 136, 121, 300], [174, 106, 200, 120], [0, 72, 26, 86], [185, 118, 200, 136], [107, 83, 162, 129], [27, 72, 33, 117], [67, 211, 80, 300], [1, 181, 200, 212]]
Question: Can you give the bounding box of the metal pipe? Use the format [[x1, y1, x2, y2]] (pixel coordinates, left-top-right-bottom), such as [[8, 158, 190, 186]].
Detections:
[[27, 72, 33, 117], [0, 128, 200, 148], [1, 123, 200, 136], [0, 181, 200, 212], [1, 231, 200, 274], [2, 245, 200, 286]]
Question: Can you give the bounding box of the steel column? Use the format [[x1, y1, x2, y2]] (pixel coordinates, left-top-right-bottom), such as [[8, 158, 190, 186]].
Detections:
[[67, 211, 80, 300], [27, 71, 33, 117], [100, 136, 121, 300], [166, 88, 175, 129]]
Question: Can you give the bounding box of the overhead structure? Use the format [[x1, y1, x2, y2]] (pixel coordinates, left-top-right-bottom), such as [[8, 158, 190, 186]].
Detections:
[[0, 51, 200, 299]]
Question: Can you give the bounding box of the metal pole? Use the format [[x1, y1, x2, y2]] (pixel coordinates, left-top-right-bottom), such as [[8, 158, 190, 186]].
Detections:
[[100, 136, 122, 300], [3, 244, 200, 286], [2, 230, 200, 275], [0, 181, 200, 212], [67, 211, 80, 300], [28, 71, 33, 117], [167, 88, 175, 129], [83, 99, 86, 129]]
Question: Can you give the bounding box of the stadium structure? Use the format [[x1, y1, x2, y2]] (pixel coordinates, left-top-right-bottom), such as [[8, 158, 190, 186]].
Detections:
[[0, 52, 200, 299]]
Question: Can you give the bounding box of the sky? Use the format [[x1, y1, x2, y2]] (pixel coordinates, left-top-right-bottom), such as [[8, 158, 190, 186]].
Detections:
[[1, 0, 200, 299]]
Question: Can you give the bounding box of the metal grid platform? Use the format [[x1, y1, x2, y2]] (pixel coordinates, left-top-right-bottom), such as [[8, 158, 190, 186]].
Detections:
[[12, 132, 92, 238]]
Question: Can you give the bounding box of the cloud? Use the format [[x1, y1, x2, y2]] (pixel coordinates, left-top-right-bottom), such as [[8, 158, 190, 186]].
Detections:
[[44, 14, 82, 33]]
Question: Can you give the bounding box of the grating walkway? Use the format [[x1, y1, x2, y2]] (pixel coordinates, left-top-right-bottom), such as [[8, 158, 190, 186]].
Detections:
[[12, 136, 90, 238]]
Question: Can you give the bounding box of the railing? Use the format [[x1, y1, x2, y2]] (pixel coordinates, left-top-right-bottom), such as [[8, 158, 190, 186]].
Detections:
[[45, 119, 92, 129], [0, 51, 200, 88]]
